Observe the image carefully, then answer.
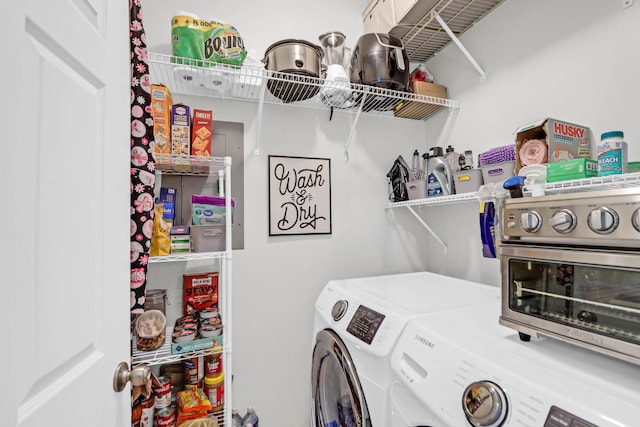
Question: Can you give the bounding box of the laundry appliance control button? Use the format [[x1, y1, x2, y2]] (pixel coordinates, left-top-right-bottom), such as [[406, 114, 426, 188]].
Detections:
[[331, 300, 348, 321], [462, 380, 508, 427]]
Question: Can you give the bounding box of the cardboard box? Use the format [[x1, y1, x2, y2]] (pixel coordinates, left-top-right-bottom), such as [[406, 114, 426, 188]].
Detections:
[[394, 81, 447, 120], [172, 335, 222, 355], [547, 158, 597, 183], [171, 104, 191, 170], [191, 109, 213, 157], [515, 118, 591, 173], [183, 272, 219, 315], [151, 85, 173, 164]]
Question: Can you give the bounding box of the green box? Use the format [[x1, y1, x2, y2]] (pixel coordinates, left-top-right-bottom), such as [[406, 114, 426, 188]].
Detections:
[[628, 161, 640, 173], [547, 158, 597, 182]]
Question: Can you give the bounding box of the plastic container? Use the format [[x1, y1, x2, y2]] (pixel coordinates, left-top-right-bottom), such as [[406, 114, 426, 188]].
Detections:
[[135, 310, 167, 351], [445, 145, 461, 172], [598, 130, 628, 176], [481, 161, 515, 185], [410, 149, 422, 181], [204, 372, 225, 412], [144, 289, 167, 316], [453, 169, 483, 194], [426, 147, 454, 196], [242, 406, 259, 427]]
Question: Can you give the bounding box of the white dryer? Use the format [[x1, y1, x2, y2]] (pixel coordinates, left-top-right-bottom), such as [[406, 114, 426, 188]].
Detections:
[[389, 284, 640, 427], [311, 271, 499, 427]]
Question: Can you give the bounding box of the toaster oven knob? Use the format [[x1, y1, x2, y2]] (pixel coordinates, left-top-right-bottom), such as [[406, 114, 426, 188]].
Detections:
[[587, 207, 619, 234], [549, 209, 577, 233], [520, 211, 542, 232], [462, 381, 508, 427], [633, 209, 640, 233]]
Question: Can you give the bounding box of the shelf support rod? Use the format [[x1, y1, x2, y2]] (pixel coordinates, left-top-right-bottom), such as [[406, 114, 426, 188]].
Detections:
[[434, 13, 486, 83], [344, 92, 367, 163], [253, 77, 268, 155], [406, 205, 448, 254]]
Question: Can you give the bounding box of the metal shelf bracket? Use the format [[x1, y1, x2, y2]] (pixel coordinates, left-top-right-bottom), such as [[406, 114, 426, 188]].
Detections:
[[253, 79, 268, 155], [344, 92, 367, 163], [434, 13, 487, 83], [406, 205, 448, 254]]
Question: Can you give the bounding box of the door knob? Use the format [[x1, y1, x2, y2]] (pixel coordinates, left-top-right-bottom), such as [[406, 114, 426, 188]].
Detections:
[[113, 362, 151, 392]]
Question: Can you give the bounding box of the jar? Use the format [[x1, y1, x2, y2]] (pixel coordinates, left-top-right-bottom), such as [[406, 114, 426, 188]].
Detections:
[[204, 372, 225, 412], [144, 289, 168, 316]]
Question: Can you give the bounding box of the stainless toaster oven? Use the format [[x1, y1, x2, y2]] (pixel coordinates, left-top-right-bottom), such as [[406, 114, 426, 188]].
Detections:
[[499, 187, 640, 365]]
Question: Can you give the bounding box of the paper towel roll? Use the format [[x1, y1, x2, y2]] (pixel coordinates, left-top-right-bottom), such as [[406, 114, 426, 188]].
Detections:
[[172, 66, 203, 87]]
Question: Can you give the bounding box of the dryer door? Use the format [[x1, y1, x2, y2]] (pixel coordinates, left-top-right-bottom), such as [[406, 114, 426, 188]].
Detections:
[[312, 329, 371, 427]]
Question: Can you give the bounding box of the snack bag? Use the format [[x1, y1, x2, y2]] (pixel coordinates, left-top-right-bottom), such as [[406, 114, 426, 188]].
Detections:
[[171, 12, 247, 66], [150, 203, 172, 256]]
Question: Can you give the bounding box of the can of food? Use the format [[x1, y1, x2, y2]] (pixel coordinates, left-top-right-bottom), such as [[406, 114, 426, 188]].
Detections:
[[183, 380, 203, 390], [183, 356, 204, 383], [155, 405, 176, 427], [153, 376, 172, 409], [204, 348, 223, 376], [204, 372, 225, 412]]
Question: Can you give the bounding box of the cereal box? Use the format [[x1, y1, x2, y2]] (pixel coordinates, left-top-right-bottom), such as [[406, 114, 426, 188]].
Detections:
[[191, 109, 213, 157], [171, 104, 191, 170], [183, 272, 219, 315], [151, 84, 173, 164]]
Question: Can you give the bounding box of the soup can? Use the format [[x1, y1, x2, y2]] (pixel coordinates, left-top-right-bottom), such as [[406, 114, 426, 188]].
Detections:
[[153, 376, 172, 409], [155, 406, 176, 427], [140, 396, 155, 427]]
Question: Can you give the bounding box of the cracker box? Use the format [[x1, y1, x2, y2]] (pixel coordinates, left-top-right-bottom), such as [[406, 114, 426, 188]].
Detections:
[[183, 272, 219, 315], [394, 81, 447, 120], [191, 109, 213, 157], [171, 104, 191, 170], [151, 84, 173, 164], [515, 118, 591, 173]]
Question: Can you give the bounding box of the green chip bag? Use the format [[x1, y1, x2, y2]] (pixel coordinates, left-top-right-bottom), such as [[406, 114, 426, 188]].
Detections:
[[171, 14, 247, 67]]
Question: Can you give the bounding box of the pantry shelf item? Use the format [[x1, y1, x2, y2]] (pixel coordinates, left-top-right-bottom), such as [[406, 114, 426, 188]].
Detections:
[[132, 156, 233, 426], [147, 52, 459, 161]]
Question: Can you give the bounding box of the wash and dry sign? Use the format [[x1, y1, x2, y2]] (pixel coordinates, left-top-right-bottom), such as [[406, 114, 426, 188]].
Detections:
[[268, 155, 332, 236]]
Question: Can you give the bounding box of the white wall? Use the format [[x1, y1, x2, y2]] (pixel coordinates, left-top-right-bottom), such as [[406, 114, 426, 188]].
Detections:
[[142, 0, 640, 425], [142, 1, 429, 425]]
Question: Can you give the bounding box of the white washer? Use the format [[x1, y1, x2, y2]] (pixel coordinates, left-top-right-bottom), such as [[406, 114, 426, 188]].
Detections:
[[311, 271, 499, 427], [390, 284, 640, 427]]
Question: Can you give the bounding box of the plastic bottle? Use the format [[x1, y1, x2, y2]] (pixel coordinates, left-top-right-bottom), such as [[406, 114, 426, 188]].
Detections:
[[445, 145, 461, 172], [598, 130, 628, 176], [243, 406, 259, 427], [410, 149, 422, 181], [231, 408, 244, 427], [426, 147, 453, 196]]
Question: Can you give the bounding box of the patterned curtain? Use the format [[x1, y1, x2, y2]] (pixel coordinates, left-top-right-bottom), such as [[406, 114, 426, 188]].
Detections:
[[129, 0, 156, 314]]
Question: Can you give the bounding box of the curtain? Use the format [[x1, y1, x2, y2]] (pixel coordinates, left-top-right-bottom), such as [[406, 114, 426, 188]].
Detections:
[[129, 0, 156, 314]]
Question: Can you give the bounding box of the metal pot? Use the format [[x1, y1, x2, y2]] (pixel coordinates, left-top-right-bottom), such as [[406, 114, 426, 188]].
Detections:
[[263, 39, 325, 103], [350, 33, 408, 91]]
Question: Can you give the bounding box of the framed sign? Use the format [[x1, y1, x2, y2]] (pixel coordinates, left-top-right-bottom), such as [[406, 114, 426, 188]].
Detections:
[[268, 155, 332, 236]]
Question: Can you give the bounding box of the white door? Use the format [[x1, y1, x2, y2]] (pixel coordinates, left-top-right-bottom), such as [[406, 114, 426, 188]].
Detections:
[[2, 0, 131, 426]]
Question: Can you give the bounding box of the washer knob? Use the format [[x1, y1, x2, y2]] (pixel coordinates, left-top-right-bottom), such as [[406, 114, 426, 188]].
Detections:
[[331, 300, 348, 321], [462, 381, 508, 427], [549, 209, 577, 233], [587, 207, 619, 234], [520, 211, 542, 232]]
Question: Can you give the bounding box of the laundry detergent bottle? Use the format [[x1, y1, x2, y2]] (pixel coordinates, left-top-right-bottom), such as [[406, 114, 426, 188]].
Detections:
[[426, 147, 454, 196]]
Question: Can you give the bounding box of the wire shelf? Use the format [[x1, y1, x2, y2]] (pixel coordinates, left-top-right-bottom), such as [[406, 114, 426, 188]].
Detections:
[[538, 172, 640, 194], [149, 251, 227, 264], [131, 328, 228, 367], [386, 190, 479, 208], [393, 0, 505, 63], [148, 52, 458, 121], [155, 154, 228, 176]]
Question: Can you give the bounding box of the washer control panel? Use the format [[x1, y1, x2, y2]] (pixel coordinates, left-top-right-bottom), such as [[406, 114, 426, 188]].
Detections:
[[544, 406, 597, 427], [346, 305, 385, 345]]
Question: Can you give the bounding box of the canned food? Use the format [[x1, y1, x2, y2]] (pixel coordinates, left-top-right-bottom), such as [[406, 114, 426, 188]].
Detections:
[[183, 356, 204, 383], [155, 406, 176, 427], [153, 376, 172, 409], [140, 396, 155, 427], [204, 348, 223, 375], [183, 380, 203, 390]]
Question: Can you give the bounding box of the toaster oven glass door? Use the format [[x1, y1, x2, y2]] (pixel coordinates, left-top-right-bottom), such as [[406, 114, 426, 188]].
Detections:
[[507, 255, 640, 346]]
